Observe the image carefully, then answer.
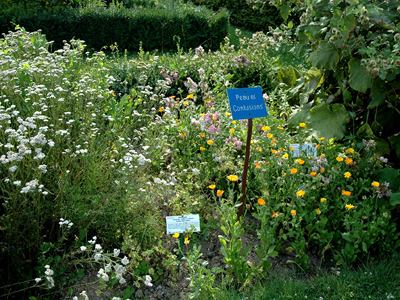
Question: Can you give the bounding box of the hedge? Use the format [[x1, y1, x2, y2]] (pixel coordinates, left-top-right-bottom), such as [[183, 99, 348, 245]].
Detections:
[[0, 5, 229, 52], [183, 0, 282, 32]]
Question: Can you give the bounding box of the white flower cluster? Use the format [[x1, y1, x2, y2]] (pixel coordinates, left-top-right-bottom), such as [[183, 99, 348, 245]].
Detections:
[[59, 218, 73, 228], [44, 265, 55, 289]]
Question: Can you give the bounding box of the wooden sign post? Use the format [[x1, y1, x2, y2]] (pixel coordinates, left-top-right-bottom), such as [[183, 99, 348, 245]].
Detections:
[[227, 87, 268, 220]]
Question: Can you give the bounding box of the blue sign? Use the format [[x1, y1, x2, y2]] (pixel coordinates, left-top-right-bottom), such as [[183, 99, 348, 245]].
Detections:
[[227, 87, 268, 120]]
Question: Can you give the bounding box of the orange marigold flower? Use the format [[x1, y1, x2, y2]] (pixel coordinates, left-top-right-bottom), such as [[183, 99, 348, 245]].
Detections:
[[258, 147, 262, 151], [316, 208, 321, 214], [230, 128, 235, 133], [200, 133, 205, 137], [321, 168, 325, 172], [180, 133, 186, 137], [258, 198, 266, 205], [295, 159, 305, 165], [217, 190, 224, 196], [342, 190, 351, 196], [272, 140, 276, 145], [310, 172, 317, 177], [186, 94, 194, 99], [271, 149, 277, 154], [272, 211, 278, 218], [346, 148, 354, 153], [317, 144, 321, 149], [200, 147, 205, 151], [255, 163, 262, 168], [277, 126, 284, 130], [267, 133, 274, 139], [159, 107, 164, 112], [290, 168, 298, 174], [345, 157, 353, 165], [207, 140, 213, 145], [291, 210, 297, 216]]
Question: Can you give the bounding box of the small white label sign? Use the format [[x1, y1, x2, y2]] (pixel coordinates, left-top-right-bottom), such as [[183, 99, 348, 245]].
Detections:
[[166, 214, 201, 234], [290, 143, 317, 158]]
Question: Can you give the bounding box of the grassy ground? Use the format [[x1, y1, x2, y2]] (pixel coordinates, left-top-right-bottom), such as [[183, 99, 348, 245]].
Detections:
[[200, 253, 400, 299]]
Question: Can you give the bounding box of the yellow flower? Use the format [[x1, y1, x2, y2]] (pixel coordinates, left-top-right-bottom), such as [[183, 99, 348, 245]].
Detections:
[[258, 198, 266, 205], [319, 137, 325, 141], [290, 146, 295, 151], [277, 126, 284, 130], [207, 140, 213, 145], [291, 210, 297, 216], [184, 237, 190, 245], [258, 147, 262, 151], [295, 159, 305, 165], [228, 175, 239, 182], [209, 185, 216, 189], [173, 233, 179, 238], [372, 181, 380, 187], [267, 133, 274, 139], [336, 156, 344, 162], [262, 126, 270, 132], [310, 172, 317, 177], [232, 121, 236, 124], [225, 112, 231, 116], [296, 190, 306, 197], [230, 128, 235, 133], [271, 149, 277, 154], [200, 113, 205, 117], [187, 94, 194, 99], [217, 190, 224, 196], [346, 148, 354, 153], [320, 198, 327, 203], [199, 147, 205, 151], [345, 204, 355, 210], [299, 123, 306, 128], [158, 107, 164, 112], [200, 133, 205, 137], [342, 190, 351, 196], [255, 163, 262, 168], [282, 153, 289, 158], [180, 133, 186, 137], [316, 208, 321, 214], [183, 101, 188, 105], [344, 172, 351, 178], [290, 168, 298, 174]]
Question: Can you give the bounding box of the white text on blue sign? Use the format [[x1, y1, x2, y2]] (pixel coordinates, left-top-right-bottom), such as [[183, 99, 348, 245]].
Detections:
[[227, 87, 268, 120]]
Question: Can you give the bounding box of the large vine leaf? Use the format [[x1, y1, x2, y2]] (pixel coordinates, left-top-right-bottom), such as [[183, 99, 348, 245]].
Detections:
[[288, 103, 350, 140], [368, 78, 386, 109], [348, 58, 372, 93], [307, 42, 340, 70], [389, 133, 400, 158], [308, 103, 350, 140]]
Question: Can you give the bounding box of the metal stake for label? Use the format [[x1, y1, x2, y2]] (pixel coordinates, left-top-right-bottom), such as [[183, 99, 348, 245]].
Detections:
[[238, 118, 253, 221]]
